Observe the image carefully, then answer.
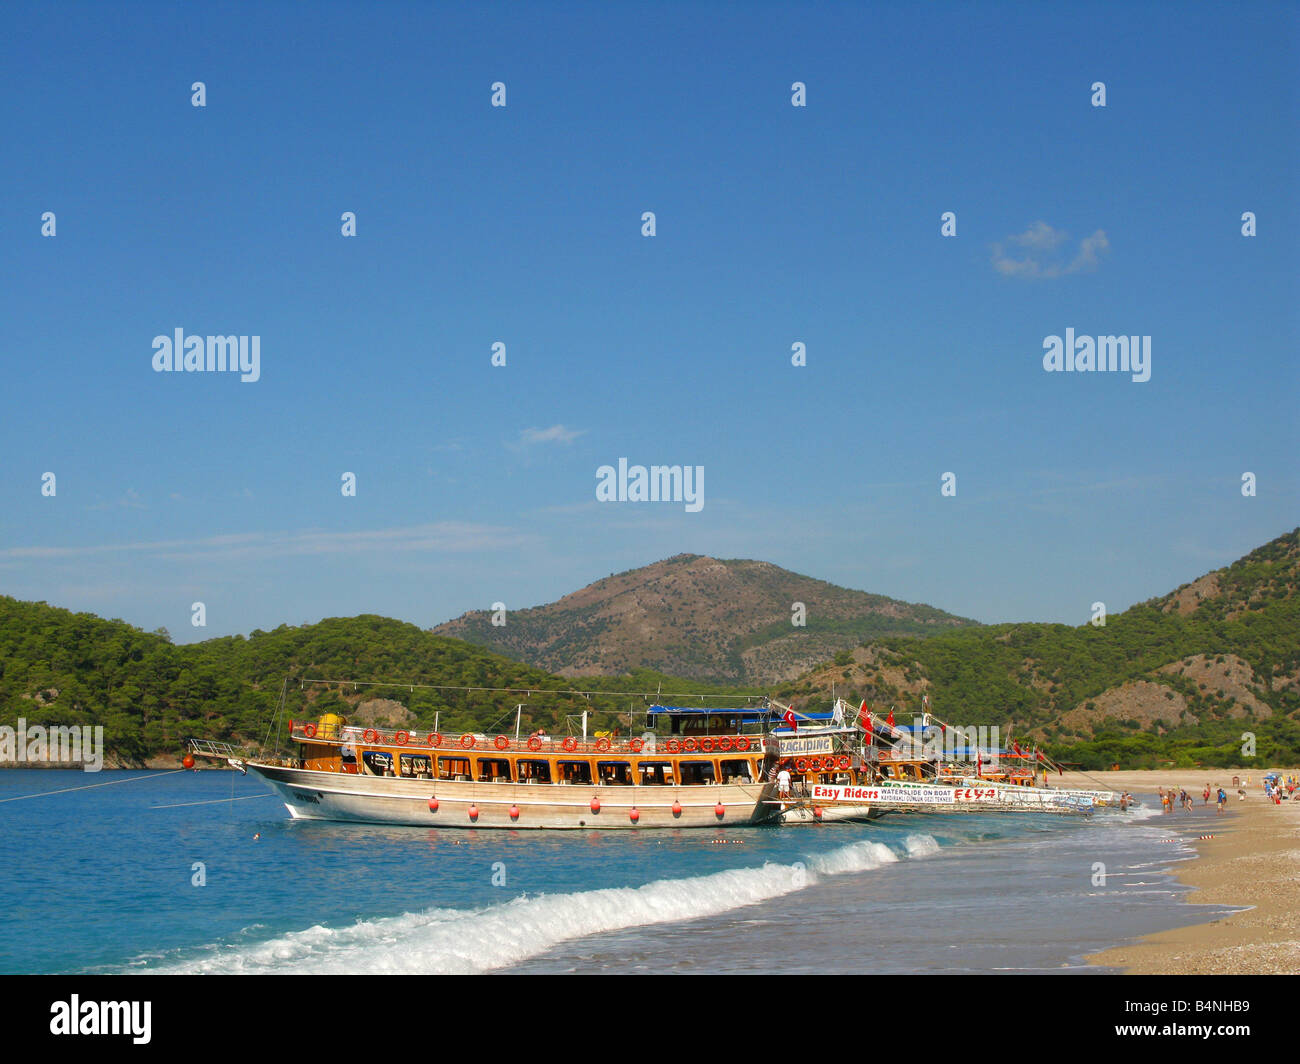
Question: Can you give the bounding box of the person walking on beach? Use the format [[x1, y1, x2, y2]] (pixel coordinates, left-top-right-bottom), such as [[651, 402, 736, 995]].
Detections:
[[1203, 784, 1210, 804], [1216, 787, 1226, 813]]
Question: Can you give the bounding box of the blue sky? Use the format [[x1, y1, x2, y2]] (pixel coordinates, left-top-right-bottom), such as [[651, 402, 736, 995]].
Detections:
[[1, 0, 1296, 645]]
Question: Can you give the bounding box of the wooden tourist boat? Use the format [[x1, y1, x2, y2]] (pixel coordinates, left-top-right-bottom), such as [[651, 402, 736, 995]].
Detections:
[[189, 701, 888, 830]]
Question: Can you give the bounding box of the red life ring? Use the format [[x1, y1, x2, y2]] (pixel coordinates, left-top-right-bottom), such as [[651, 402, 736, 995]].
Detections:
[[699, 738, 714, 753], [527, 736, 543, 752], [302, 722, 317, 739], [394, 731, 409, 745], [595, 738, 611, 753], [428, 732, 443, 747], [736, 737, 751, 752], [795, 758, 809, 773], [717, 736, 732, 752], [682, 739, 698, 753], [562, 737, 578, 752], [494, 735, 510, 751], [460, 734, 476, 749], [665, 739, 680, 753], [362, 729, 379, 744], [838, 755, 851, 771], [628, 738, 644, 753]]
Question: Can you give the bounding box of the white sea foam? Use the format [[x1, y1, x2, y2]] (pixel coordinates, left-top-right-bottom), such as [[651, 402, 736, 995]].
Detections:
[[139, 834, 938, 975]]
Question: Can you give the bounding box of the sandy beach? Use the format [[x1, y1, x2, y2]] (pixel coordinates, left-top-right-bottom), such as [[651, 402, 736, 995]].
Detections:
[[1056, 768, 1300, 974]]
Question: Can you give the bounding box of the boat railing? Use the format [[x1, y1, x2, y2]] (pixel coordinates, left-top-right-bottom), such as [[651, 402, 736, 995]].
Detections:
[[287, 720, 772, 756]]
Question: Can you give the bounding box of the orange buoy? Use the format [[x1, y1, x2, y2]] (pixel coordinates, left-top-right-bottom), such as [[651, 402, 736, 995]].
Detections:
[[527, 736, 543, 751], [182, 754, 195, 770], [428, 797, 439, 813], [428, 732, 443, 747], [671, 801, 682, 817], [563, 737, 578, 752], [714, 802, 725, 818], [495, 735, 510, 750], [813, 806, 823, 820], [303, 722, 317, 738], [590, 796, 601, 813], [629, 807, 640, 823], [629, 738, 644, 753], [460, 733, 476, 749], [509, 804, 520, 820], [468, 804, 479, 820], [394, 730, 409, 745], [736, 737, 751, 752]]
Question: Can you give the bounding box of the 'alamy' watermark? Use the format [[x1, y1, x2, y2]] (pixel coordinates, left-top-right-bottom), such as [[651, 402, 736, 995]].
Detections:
[[595, 459, 704, 512], [1, 718, 103, 771], [152, 328, 261, 382], [1042, 329, 1150, 383]]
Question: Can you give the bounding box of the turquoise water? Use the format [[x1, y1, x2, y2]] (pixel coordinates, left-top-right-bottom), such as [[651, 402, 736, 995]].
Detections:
[[0, 769, 1232, 974]]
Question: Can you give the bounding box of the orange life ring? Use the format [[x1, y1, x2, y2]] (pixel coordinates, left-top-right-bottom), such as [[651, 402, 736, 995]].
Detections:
[[838, 755, 851, 771], [595, 738, 611, 753], [428, 732, 443, 747], [699, 738, 714, 753], [665, 739, 680, 753], [303, 722, 317, 739], [682, 738, 698, 753], [394, 731, 409, 745], [629, 738, 644, 753], [362, 729, 379, 744], [795, 757, 809, 773], [527, 736, 543, 752], [562, 737, 578, 752], [717, 736, 732, 752], [736, 737, 751, 752], [460, 734, 476, 749], [494, 735, 510, 751]]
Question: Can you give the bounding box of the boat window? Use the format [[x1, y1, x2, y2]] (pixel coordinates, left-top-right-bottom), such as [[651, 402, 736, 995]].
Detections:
[[596, 761, 632, 785], [477, 757, 511, 783], [719, 758, 752, 783], [517, 759, 551, 784], [555, 760, 592, 785], [678, 760, 716, 785], [400, 754, 432, 779], [637, 761, 673, 785], [362, 751, 395, 777], [438, 756, 471, 781]]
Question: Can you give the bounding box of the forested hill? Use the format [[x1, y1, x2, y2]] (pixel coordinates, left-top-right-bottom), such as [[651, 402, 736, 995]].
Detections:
[[0, 605, 723, 765], [2, 529, 1296, 769], [775, 528, 1300, 769]]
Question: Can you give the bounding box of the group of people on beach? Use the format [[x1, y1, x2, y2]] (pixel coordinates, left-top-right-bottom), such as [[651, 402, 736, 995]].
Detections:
[[1263, 774, 1296, 804], [1159, 784, 1228, 813]]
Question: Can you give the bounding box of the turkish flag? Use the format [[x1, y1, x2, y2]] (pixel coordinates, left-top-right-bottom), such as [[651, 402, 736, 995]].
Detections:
[[783, 709, 797, 732], [859, 700, 871, 730], [886, 708, 895, 728]]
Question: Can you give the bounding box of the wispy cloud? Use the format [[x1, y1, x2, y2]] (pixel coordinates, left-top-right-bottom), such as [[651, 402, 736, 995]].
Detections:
[[0, 522, 532, 564], [991, 222, 1109, 279], [518, 425, 585, 446]]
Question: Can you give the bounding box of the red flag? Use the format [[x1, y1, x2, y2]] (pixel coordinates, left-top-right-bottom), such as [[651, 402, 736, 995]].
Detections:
[[783, 709, 797, 732], [1013, 741, 1022, 757], [976, 753, 983, 776], [858, 700, 870, 730], [886, 708, 895, 728]]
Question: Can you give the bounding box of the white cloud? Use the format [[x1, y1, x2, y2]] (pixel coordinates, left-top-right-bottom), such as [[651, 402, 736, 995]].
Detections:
[[518, 425, 585, 446], [991, 222, 1109, 278]]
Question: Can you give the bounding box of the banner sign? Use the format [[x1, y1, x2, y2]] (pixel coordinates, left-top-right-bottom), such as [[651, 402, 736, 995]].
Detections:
[[809, 784, 1002, 804], [777, 736, 836, 756]]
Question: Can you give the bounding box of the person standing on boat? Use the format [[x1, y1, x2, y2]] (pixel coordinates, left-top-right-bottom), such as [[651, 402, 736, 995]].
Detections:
[[777, 766, 791, 799]]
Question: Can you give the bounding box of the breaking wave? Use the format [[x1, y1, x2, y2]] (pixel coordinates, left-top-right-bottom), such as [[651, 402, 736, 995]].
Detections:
[[136, 833, 939, 974]]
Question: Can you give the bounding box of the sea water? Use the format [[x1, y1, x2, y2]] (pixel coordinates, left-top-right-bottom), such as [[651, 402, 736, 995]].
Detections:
[[0, 770, 1235, 974]]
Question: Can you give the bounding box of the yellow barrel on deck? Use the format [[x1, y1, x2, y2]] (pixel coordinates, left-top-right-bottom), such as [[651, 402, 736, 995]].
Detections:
[[317, 713, 345, 739]]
